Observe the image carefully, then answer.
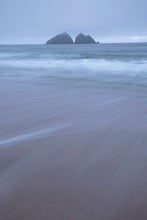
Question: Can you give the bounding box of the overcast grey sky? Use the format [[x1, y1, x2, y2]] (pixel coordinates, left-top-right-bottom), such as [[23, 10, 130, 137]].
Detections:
[[0, 0, 147, 44]]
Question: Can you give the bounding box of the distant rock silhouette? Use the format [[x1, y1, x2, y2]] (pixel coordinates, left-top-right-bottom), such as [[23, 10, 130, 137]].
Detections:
[[75, 33, 96, 44], [46, 33, 73, 44]]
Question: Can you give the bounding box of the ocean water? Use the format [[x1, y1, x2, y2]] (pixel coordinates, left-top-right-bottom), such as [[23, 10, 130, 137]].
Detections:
[[0, 43, 147, 87]]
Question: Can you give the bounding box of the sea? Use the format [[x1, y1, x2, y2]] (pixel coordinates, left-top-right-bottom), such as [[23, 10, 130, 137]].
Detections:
[[0, 43, 147, 87]]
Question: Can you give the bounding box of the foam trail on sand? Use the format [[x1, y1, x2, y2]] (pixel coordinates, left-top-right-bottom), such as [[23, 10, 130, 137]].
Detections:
[[0, 124, 71, 147]]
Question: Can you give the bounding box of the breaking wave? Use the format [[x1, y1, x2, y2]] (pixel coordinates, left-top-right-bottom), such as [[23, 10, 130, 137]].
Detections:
[[1, 58, 147, 76]]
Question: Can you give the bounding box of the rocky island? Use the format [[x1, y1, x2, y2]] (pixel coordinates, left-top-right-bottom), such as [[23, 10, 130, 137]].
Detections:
[[75, 33, 96, 44], [46, 33, 98, 44], [46, 32, 73, 44]]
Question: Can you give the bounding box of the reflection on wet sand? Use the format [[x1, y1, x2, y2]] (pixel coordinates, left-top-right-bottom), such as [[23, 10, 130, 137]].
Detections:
[[0, 80, 147, 220]]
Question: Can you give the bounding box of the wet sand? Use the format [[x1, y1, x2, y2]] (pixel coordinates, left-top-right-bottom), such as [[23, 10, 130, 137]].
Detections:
[[0, 79, 147, 220]]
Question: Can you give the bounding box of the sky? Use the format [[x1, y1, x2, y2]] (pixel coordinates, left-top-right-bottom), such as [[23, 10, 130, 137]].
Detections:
[[0, 0, 147, 44]]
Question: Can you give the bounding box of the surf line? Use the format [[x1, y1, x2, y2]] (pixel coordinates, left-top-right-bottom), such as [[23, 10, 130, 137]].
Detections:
[[0, 123, 71, 147]]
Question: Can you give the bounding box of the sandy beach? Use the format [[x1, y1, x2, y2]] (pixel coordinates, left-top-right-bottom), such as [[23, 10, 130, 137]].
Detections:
[[0, 79, 147, 220]]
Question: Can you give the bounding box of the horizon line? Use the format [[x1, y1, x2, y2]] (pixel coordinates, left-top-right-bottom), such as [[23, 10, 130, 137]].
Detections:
[[0, 41, 147, 45]]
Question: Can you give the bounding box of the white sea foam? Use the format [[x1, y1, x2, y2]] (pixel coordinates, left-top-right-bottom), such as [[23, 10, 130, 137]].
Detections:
[[1, 58, 147, 76]]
